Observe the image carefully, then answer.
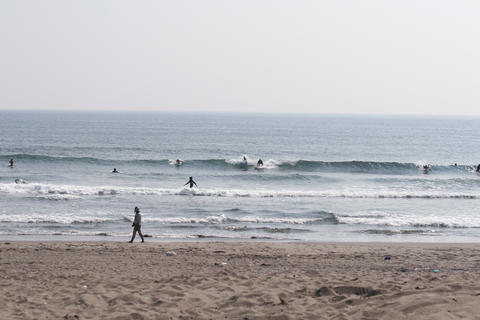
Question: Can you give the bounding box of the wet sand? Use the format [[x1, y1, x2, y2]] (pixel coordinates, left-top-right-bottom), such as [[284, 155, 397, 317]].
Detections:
[[0, 241, 479, 319]]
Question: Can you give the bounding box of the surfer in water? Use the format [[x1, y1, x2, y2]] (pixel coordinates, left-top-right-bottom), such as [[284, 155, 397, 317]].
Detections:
[[257, 159, 264, 167], [175, 159, 183, 166], [476, 164, 480, 172], [9, 159, 14, 168], [423, 164, 431, 174], [112, 168, 119, 173], [184, 176, 198, 188]]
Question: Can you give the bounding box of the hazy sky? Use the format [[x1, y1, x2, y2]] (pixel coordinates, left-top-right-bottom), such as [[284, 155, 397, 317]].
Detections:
[[1, 1, 479, 114]]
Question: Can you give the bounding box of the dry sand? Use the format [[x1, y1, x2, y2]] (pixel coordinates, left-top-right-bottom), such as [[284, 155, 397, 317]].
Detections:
[[0, 241, 479, 319]]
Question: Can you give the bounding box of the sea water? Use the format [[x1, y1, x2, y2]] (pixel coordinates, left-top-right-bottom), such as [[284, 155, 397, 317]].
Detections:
[[1, 111, 480, 242]]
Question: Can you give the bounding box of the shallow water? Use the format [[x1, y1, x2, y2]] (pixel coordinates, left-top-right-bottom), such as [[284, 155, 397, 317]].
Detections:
[[1, 111, 480, 242]]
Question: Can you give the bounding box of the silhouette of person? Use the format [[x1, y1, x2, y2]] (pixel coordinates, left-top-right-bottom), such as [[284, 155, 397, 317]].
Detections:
[[184, 176, 198, 188], [257, 159, 264, 167], [9, 159, 14, 167], [112, 168, 119, 173], [129, 207, 144, 243]]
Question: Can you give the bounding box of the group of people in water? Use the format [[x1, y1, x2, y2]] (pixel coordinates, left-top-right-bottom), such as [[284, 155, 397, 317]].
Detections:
[[421, 163, 480, 174], [7, 156, 480, 243], [112, 167, 198, 189], [242, 156, 264, 167], [9, 157, 480, 182]]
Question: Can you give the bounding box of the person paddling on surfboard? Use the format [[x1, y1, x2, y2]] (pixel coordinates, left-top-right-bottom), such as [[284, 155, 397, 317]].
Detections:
[[112, 168, 119, 173], [8, 159, 14, 168], [184, 176, 198, 188], [423, 164, 431, 174]]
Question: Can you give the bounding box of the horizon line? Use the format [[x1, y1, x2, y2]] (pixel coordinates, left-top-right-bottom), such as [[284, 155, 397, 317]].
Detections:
[[1, 108, 480, 118]]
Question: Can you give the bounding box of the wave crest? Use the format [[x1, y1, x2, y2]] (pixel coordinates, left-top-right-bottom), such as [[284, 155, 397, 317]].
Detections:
[[2, 154, 475, 174], [1, 183, 479, 200]]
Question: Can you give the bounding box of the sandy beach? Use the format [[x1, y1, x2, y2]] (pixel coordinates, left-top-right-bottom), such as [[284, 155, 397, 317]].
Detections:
[[0, 241, 479, 320]]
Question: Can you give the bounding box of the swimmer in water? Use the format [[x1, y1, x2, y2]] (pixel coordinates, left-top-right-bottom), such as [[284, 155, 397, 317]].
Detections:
[[175, 159, 183, 166], [112, 168, 119, 173], [423, 164, 430, 174], [257, 159, 264, 167], [9, 159, 14, 167], [184, 176, 198, 188]]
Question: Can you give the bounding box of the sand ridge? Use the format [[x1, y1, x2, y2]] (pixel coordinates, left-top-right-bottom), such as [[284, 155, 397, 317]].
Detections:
[[0, 241, 479, 319]]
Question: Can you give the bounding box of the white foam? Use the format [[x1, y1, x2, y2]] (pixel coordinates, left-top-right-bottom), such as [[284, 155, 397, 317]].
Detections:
[[335, 209, 480, 228], [226, 157, 249, 165], [1, 183, 479, 200], [141, 214, 323, 225], [0, 214, 120, 224]]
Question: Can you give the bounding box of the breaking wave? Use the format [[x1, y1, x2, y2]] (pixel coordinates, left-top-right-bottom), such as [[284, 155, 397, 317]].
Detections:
[[1, 183, 480, 199], [1, 154, 476, 174], [0, 212, 337, 226]]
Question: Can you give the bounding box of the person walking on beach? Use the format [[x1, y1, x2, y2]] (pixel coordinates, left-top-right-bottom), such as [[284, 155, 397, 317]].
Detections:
[[184, 176, 198, 188], [129, 206, 144, 243]]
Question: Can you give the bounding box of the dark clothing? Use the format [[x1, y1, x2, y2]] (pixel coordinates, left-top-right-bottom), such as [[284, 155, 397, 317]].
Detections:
[[129, 212, 144, 242], [184, 178, 197, 189]]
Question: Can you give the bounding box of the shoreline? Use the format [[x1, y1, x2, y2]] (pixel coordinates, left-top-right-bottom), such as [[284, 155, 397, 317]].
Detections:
[[1, 241, 479, 319], [0, 235, 480, 246], [1, 233, 480, 244], [1, 235, 480, 245]]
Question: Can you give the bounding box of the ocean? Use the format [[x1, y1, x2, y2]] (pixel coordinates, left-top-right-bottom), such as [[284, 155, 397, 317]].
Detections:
[[1, 111, 480, 242]]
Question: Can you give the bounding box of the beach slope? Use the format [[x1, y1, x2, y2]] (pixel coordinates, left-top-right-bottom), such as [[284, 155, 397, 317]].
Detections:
[[0, 242, 479, 319]]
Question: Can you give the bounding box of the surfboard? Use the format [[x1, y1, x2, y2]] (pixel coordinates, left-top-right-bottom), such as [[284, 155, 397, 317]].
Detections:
[[174, 160, 184, 167], [179, 187, 198, 195]]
